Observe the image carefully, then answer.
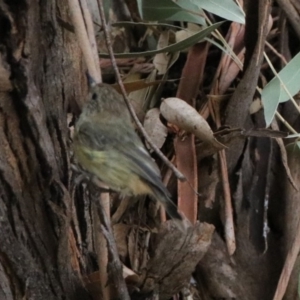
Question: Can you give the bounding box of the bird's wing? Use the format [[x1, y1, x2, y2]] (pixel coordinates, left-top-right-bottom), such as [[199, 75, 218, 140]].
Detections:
[[75, 121, 169, 196]]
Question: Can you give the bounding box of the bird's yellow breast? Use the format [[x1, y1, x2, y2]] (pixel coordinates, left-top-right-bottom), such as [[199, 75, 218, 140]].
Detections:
[[73, 144, 153, 196]]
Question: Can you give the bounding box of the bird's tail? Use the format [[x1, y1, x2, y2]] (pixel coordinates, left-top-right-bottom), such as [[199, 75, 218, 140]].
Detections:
[[150, 184, 182, 220]]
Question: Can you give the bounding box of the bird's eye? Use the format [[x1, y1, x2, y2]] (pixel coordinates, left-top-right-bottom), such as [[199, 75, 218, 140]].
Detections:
[[92, 93, 97, 100]]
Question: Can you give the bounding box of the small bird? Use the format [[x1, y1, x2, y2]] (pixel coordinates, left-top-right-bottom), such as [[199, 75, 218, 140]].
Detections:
[[73, 83, 182, 221]]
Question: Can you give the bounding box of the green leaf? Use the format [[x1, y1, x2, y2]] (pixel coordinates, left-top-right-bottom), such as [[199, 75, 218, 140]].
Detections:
[[174, 0, 203, 12], [262, 81, 280, 127], [137, 0, 205, 25], [112, 21, 186, 31], [262, 51, 300, 126], [189, 0, 245, 24], [99, 22, 223, 58], [166, 11, 206, 25], [173, 0, 206, 22], [266, 52, 300, 104]]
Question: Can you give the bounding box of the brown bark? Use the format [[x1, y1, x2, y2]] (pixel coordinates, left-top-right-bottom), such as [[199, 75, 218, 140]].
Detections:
[[0, 1, 88, 299]]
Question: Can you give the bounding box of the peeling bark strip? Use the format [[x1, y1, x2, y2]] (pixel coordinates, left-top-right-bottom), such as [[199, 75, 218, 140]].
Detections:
[[175, 43, 209, 224]]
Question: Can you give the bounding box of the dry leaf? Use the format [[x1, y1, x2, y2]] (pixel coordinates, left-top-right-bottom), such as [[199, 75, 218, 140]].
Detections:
[[113, 223, 131, 260], [249, 97, 262, 114], [144, 108, 168, 150], [175, 23, 202, 53], [153, 31, 170, 75], [160, 97, 224, 149]]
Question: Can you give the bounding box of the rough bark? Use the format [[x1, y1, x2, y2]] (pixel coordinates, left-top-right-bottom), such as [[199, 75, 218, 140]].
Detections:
[[0, 1, 89, 299]]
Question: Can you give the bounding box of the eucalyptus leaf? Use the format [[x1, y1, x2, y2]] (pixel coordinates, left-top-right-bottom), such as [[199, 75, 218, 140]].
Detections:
[[262, 51, 300, 126], [137, 0, 205, 25], [99, 22, 223, 58], [112, 21, 186, 31], [166, 12, 206, 25], [190, 0, 245, 24], [263, 52, 300, 104], [262, 81, 280, 127], [172, 0, 206, 24], [174, 0, 203, 11]]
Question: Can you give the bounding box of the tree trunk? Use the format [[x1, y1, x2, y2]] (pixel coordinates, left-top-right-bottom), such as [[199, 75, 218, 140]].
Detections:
[[0, 1, 89, 299]]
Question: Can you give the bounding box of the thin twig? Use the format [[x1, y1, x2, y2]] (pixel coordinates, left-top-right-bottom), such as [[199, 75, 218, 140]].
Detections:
[[97, 204, 130, 300], [205, 14, 243, 70], [92, 199, 110, 300], [209, 50, 236, 255], [96, 0, 186, 182], [218, 150, 236, 255], [265, 41, 288, 65], [80, 0, 102, 80], [275, 111, 297, 134], [160, 155, 176, 222]]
